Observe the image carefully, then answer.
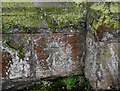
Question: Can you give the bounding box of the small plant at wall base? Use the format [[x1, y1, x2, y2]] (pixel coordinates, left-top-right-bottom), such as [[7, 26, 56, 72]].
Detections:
[[62, 76, 77, 90], [23, 75, 92, 91]]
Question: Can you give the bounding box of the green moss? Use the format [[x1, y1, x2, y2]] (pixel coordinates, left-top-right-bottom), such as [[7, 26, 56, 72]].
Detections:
[[21, 35, 28, 41], [2, 2, 84, 32], [2, 2, 119, 33], [2, 6, 43, 31], [2, 36, 18, 50], [18, 51, 25, 59], [3, 36, 25, 59], [6, 41, 18, 50], [17, 44, 25, 59], [62, 76, 77, 90], [2, 36, 9, 41]]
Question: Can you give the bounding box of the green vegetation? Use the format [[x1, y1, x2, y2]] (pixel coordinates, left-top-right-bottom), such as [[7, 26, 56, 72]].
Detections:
[[89, 2, 119, 32], [21, 35, 30, 44], [62, 76, 77, 90], [2, 35, 25, 59], [24, 75, 92, 91], [2, 2, 84, 32], [2, 2, 119, 33], [17, 44, 25, 59]]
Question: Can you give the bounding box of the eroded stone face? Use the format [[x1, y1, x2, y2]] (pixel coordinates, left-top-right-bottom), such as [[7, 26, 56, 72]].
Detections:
[[32, 33, 85, 78], [0, 50, 12, 77], [1, 34, 32, 79], [1, 32, 119, 90], [1, 33, 85, 80], [85, 32, 119, 89]]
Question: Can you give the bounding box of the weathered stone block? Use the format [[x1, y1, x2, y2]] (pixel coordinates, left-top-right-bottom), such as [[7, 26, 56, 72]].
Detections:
[[32, 33, 85, 78], [85, 32, 119, 90], [1, 33, 86, 90], [1, 34, 32, 79]]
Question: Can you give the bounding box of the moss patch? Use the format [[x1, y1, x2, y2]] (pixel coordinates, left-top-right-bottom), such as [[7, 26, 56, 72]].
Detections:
[[3, 35, 25, 59]]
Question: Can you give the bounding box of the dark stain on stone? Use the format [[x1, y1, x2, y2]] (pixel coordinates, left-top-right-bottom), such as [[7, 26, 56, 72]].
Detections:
[[0, 50, 12, 77]]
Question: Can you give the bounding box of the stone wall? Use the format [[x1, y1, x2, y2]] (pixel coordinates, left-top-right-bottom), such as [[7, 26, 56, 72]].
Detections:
[[0, 31, 119, 90], [85, 32, 119, 90], [0, 33, 86, 90]]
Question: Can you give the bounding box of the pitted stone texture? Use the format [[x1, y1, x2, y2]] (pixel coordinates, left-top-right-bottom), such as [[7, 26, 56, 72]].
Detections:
[[0, 50, 12, 77], [85, 32, 119, 90], [1, 33, 86, 90], [32, 33, 85, 78], [1, 34, 32, 79]]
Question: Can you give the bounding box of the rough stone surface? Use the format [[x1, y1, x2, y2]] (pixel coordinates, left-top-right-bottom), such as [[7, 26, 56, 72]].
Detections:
[[32, 33, 85, 78], [1, 34, 32, 79], [1, 31, 119, 90], [118, 36, 120, 87], [1, 33, 86, 90], [0, 50, 12, 77], [85, 32, 119, 90]]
